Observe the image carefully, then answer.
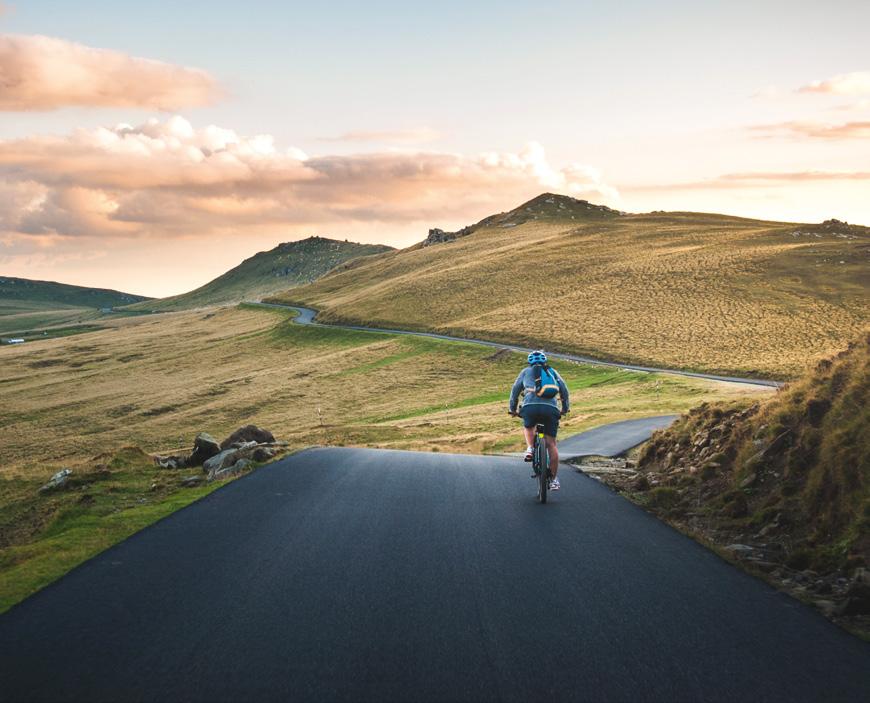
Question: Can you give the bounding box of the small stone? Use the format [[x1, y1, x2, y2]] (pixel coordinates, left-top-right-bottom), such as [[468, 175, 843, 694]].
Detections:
[[739, 472, 757, 488], [757, 523, 775, 537], [252, 447, 275, 462], [725, 544, 754, 555], [208, 458, 251, 482], [180, 475, 204, 488], [203, 449, 239, 474], [853, 567, 870, 587], [839, 582, 870, 615], [814, 600, 837, 616], [38, 468, 72, 494]]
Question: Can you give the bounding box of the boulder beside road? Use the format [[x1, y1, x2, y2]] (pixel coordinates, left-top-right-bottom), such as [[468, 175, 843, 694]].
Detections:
[[153, 426, 284, 482], [220, 425, 275, 450], [38, 468, 72, 494], [189, 432, 221, 466]]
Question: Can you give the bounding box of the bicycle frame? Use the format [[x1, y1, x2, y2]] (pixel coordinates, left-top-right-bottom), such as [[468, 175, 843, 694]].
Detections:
[[532, 423, 550, 504]]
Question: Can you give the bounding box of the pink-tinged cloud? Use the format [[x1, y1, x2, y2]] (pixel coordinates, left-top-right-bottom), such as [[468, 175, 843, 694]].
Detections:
[[621, 170, 870, 192], [748, 120, 870, 139], [0, 34, 220, 111], [0, 117, 617, 241], [798, 71, 870, 96], [319, 127, 441, 144]]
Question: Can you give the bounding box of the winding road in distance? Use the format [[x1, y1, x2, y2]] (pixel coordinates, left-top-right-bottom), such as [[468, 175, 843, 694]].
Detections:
[[254, 302, 782, 388], [2, 447, 868, 702]]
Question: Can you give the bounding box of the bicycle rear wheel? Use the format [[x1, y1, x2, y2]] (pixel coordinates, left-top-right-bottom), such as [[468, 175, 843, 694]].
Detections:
[[536, 436, 548, 504]]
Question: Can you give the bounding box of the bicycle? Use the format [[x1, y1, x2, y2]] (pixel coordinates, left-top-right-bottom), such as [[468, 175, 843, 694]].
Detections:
[[509, 412, 552, 504], [531, 422, 551, 504]]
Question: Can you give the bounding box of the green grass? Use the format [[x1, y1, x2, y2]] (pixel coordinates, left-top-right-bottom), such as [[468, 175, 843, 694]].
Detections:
[[0, 447, 230, 613]]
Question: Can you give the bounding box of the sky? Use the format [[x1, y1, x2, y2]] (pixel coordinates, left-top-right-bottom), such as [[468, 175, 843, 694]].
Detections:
[[1, 0, 869, 297]]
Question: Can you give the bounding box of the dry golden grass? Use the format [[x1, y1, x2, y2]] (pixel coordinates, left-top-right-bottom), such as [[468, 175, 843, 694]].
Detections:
[[0, 304, 769, 478], [274, 210, 869, 379]]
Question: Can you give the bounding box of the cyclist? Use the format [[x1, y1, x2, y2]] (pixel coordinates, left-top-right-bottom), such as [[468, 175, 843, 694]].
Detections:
[[509, 350, 570, 490]]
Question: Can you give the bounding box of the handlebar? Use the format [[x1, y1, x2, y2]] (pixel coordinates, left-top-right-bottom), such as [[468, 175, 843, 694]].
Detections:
[[509, 409, 569, 417]]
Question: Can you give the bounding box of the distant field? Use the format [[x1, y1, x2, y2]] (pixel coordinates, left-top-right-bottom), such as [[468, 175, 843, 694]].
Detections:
[[273, 203, 869, 379], [0, 308, 96, 335], [0, 277, 150, 336], [0, 305, 768, 475]]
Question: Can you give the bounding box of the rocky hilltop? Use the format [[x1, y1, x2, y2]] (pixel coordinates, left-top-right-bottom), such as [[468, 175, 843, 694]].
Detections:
[[131, 236, 394, 311], [423, 193, 623, 247]]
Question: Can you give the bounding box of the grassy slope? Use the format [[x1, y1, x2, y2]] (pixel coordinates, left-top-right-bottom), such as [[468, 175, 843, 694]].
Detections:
[[0, 304, 769, 611], [630, 333, 869, 633], [129, 237, 393, 312], [0, 277, 151, 336], [0, 276, 149, 308], [639, 333, 869, 571], [271, 194, 869, 379]]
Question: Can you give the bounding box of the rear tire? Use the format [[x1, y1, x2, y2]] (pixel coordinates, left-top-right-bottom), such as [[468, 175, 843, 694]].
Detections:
[[537, 440, 548, 504]]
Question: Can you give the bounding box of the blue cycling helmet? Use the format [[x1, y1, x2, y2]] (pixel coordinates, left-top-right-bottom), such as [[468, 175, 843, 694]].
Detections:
[[527, 350, 547, 365]]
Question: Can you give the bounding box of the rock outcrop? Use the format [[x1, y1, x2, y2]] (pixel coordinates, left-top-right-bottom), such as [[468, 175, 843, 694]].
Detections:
[[421, 193, 624, 247], [189, 432, 221, 466], [153, 426, 284, 483], [220, 425, 275, 450]]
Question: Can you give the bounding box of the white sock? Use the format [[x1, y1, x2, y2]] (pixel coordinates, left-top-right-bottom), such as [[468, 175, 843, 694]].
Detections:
[[526, 446, 533, 452]]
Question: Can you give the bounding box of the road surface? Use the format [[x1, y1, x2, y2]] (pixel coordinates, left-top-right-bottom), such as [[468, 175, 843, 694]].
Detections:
[[253, 302, 781, 389], [557, 415, 679, 459], [1, 448, 867, 702]]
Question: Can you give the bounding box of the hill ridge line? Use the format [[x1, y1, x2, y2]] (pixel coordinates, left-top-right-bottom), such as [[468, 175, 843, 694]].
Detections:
[[250, 302, 782, 388]]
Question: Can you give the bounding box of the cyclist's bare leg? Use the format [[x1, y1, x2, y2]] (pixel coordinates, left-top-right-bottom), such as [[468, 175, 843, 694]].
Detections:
[[545, 435, 558, 477], [523, 425, 535, 448]]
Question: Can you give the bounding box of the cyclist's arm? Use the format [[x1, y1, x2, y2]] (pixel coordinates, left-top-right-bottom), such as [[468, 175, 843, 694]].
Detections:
[[508, 371, 525, 413], [556, 371, 570, 414]]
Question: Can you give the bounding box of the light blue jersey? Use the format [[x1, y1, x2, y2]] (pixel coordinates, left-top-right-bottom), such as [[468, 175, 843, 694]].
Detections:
[[509, 366, 569, 413]]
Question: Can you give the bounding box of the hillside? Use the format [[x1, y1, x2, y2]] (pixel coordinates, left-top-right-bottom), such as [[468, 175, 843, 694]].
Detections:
[[624, 333, 870, 633], [271, 193, 870, 378], [0, 276, 149, 309], [0, 277, 150, 336], [131, 237, 393, 312]]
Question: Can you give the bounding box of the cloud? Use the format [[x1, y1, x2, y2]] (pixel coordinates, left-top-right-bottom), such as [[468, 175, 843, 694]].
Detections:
[[748, 120, 870, 139], [831, 99, 870, 112], [798, 71, 870, 96], [0, 34, 220, 111], [319, 127, 441, 144], [0, 117, 617, 241], [622, 170, 870, 192]]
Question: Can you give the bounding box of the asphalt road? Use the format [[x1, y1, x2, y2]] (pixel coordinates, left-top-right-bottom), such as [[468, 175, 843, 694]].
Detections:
[[557, 416, 678, 459], [2, 448, 868, 702], [254, 303, 781, 388]]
